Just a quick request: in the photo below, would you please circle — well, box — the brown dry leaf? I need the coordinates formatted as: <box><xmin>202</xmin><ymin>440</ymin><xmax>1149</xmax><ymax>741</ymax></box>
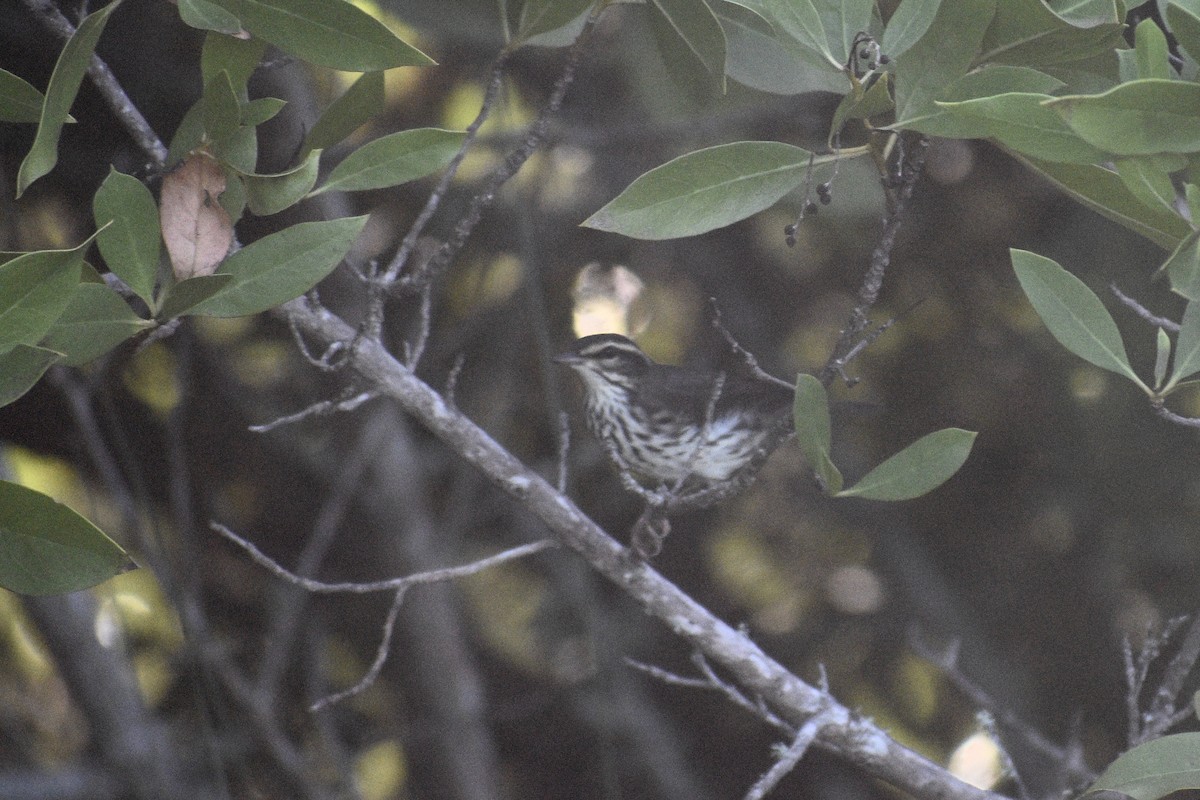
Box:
<box><xmin>160</xmin><ymin>152</ymin><xmax>233</xmax><ymax>280</ymax></box>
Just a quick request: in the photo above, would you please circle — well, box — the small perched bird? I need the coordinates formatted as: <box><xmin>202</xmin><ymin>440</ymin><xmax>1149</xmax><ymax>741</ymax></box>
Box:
<box><xmin>555</xmin><ymin>333</ymin><xmax>795</xmax><ymax>488</ymax></box>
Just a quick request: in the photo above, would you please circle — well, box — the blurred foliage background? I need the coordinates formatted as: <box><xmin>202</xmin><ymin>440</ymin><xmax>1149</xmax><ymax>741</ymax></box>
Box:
<box><xmin>1</xmin><ymin>1</ymin><xmax>1197</xmax><ymax>798</ymax></box>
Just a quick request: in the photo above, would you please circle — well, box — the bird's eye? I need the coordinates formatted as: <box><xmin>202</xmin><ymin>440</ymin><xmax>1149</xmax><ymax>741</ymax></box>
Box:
<box><xmin>596</xmin><ymin>346</ymin><xmax>622</xmax><ymax>359</ymax></box>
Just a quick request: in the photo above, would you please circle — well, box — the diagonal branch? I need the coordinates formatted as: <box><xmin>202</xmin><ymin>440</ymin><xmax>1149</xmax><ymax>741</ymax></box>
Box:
<box><xmin>276</xmin><ymin>295</ymin><xmax>1006</xmax><ymax>800</ymax></box>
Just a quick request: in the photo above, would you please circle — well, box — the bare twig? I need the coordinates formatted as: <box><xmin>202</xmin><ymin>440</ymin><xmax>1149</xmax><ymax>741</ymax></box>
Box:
<box><xmin>1111</xmin><ymin>284</ymin><xmax>1181</xmax><ymax>333</ymax></box>
<box><xmin>310</xmin><ymin>586</ymin><xmax>408</xmax><ymax>711</ymax></box>
<box><xmin>820</xmin><ymin>134</ymin><xmax>928</xmax><ymax>386</ymax></box>
<box><xmin>248</xmin><ymin>391</ymin><xmax>377</xmax><ymax>433</ymax></box>
<box><xmin>743</xmin><ymin>712</ymin><xmax>830</xmax><ymax>800</ymax></box>
<box><xmin>211</xmin><ymin>522</ymin><xmax>555</xmax><ymax>594</ymax></box>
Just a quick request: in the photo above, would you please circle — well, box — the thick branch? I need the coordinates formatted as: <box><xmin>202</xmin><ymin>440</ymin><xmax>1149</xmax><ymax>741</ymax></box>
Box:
<box><xmin>279</xmin><ymin>296</ymin><xmax>1004</xmax><ymax>800</ymax></box>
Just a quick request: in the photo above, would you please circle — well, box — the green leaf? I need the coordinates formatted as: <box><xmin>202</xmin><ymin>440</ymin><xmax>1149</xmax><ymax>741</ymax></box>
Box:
<box><xmin>201</xmin><ymin>31</ymin><xmax>265</xmax><ymax>96</ymax></box>
<box><xmin>93</xmin><ymin>168</ymin><xmax>160</xmax><ymax>305</ymax></box>
<box><xmin>1083</xmin><ymin>732</ymin><xmax>1200</xmax><ymax>800</ymax></box>
<box><xmin>897</xmin><ymin>64</ymin><xmax>1065</xmax><ymax>137</ymax></box>
<box><xmin>582</xmin><ymin>141</ymin><xmax>836</xmax><ymax>240</ymax></box>
<box><xmin>301</xmin><ymin>71</ymin><xmax>385</xmax><ymax>157</ymax></box>
<box><xmin>156</xmin><ymin>274</ymin><xmax>234</xmax><ymax>319</ymax></box>
<box><xmin>763</xmin><ymin>0</ymin><xmax>840</xmax><ymax>68</ymax></box>
<box><xmin>1010</xmin><ymin>249</ymin><xmax>1147</xmax><ymax>390</ymax></box>
<box><xmin>241</xmin><ymin>96</ymin><xmax>286</xmax><ymax>126</ymax></box>
<box><xmin>979</xmin><ymin>0</ymin><xmax>1124</xmax><ymax>67</ymax></box>
<box><xmin>829</xmin><ymin>72</ymin><xmax>892</xmax><ymax>143</ymax></box>
<box><xmin>1017</xmin><ymin>157</ymin><xmax>1193</xmax><ymax>250</ymax></box>
<box><xmin>39</xmin><ymin>282</ymin><xmax>153</xmax><ymax>366</ymax></box>
<box><xmin>1174</xmin><ymin>300</ymin><xmax>1200</xmax><ymax>389</ymax></box>
<box><xmin>793</xmin><ymin>373</ymin><xmax>843</xmax><ymax>493</ymax></box>
<box><xmin>212</xmin><ymin>125</ymin><xmax>258</xmax><ymax>174</ymax></box>
<box><xmin>931</xmin><ymin>93</ymin><xmax>1108</xmax><ymax>163</ymax></box>
<box><xmin>208</xmin><ymin>0</ymin><xmax>434</xmax><ymax>71</ymax></box>
<box><xmin>16</xmin><ymin>1</ymin><xmax>121</xmax><ymax>197</ymax></box>
<box><xmin>244</xmin><ymin>149</ymin><xmax>321</xmax><ymax>216</ymax></box>
<box><xmin>1045</xmin><ymin>80</ymin><xmax>1200</xmax><ymax>156</ymax></box>
<box><xmin>0</xmin><ymin>68</ymin><xmax>54</xmax><ymax>124</ymax></box>
<box><xmin>1166</xmin><ymin>1</ymin><xmax>1200</xmax><ymax>64</ymax></box>
<box><xmin>184</xmin><ymin>216</ymin><xmax>368</xmax><ymax>317</ymax></box>
<box><xmin>881</xmin><ymin>0</ymin><xmax>940</xmax><ymax>61</ymax></box>
<box><xmin>649</xmin><ymin>0</ymin><xmax>729</xmax><ymax>99</ymax></box>
<box><xmin>0</xmin><ymin>236</ymin><xmax>95</xmax><ymax>349</ymax></box>
<box><xmin>203</xmin><ymin>71</ymin><xmax>242</xmax><ymax>146</ymax></box>
<box><xmin>719</xmin><ymin>8</ymin><xmax>847</xmax><ymax>95</ymax></box>
<box><xmin>311</xmin><ymin>129</ymin><xmax>467</xmax><ymax>195</ymax></box>
<box><xmin>0</xmin><ymin>479</ymin><xmax>133</xmax><ymax>596</ymax></box>
<box><xmin>1114</xmin><ymin>158</ymin><xmax>1181</xmax><ymax>217</ymax></box>
<box><xmin>1155</xmin><ymin>327</ymin><xmax>1171</xmax><ymax>390</ymax></box>
<box><xmin>815</xmin><ymin>0</ymin><xmax>874</xmax><ymax>65</ymax></box>
<box><xmin>892</xmin><ymin>0</ymin><xmax>996</xmax><ymax>126</ymax></box>
<box><xmin>838</xmin><ymin>428</ymin><xmax>976</xmax><ymax>500</ymax></box>
<box><xmin>1134</xmin><ymin>18</ymin><xmax>1173</xmax><ymax>80</ymax></box>
<box><xmin>0</xmin><ymin>345</ymin><xmax>62</xmax><ymax>408</ymax></box>
<box><xmin>166</xmin><ymin>98</ymin><xmax>206</xmax><ymax>167</ymax></box>
<box><xmin>1163</xmin><ymin>229</ymin><xmax>1200</xmax><ymax>300</ymax></box>
<box><xmin>513</xmin><ymin>0</ymin><xmax>594</xmax><ymax>46</ymax></box>
<box><xmin>179</xmin><ymin>0</ymin><xmax>243</xmax><ymax>34</ymax></box>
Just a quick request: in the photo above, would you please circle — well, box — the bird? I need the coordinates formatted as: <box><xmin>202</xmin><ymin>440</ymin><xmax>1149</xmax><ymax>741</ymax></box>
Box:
<box><xmin>554</xmin><ymin>333</ymin><xmax>795</xmax><ymax>489</ymax></box>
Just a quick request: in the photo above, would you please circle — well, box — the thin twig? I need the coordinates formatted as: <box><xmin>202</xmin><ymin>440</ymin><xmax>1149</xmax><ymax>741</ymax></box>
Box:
<box><xmin>1111</xmin><ymin>284</ymin><xmax>1180</xmax><ymax>332</ymax></box>
<box><xmin>211</xmin><ymin>522</ymin><xmax>555</xmax><ymax>593</ymax></box>
<box><xmin>248</xmin><ymin>391</ymin><xmax>377</xmax><ymax>433</ymax></box>
<box><xmin>743</xmin><ymin>713</ymin><xmax>829</xmax><ymax>800</ymax></box>
<box><xmin>820</xmin><ymin>134</ymin><xmax>928</xmax><ymax>386</ymax></box>
<box><xmin>310</xmin><ymin>586</ymin><xmax>408</xmax><ymax>711</ymax></box>
<box><xmin>395</xmin><ymin>11</ymin><xmax>600</xmax><ymax>295</ymax></box>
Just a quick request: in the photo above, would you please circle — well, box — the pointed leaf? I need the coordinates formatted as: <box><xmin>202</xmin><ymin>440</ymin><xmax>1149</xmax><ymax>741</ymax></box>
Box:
<box><xmin>0</xmin><ymin>345</ymin><xmax>62</xmax><ymax>408</ymax></box>
<box><xmin>1045</xmin><ymin>80</ymin><xmax>1200</xmax><ymax>156</ymax></box>
<box><xmin>1134</xmin><ymin>18</ymin><xmax>1172</xmax><ymax>80</ymax></box>
<box><xmin>652</xmin><ymin>0</ymin><xmax>724</xmax><ymax>98</ymax></box>
<box><xmin>763</xmin><ymin>0</ymin><xmax>839</xmax><ymax>68</ymax></box>
<box><xmin>881</xmin><ymin>0</ymin><xmax>940</xmax><ymax>61</ymax></box>
<box><xmin>892</xmin><ymin>0</ymin><xmax>995</xmax><ymax>126</ymax></box>
<box><xmin>302</xmin><ymin>71</ymin><xmax>385</xmax><ymax>157</ymax></box>
<box><xmin>245</xmin><ymin>149</ymin><xmax>321</xmax><ymax>216</ymax></box>
<box><xmin>980</xmin><ymin>0</ymin><xmax>1124</xmax><ymax>67</ymax></box>
<box><xmin>93</xmin><ymin>168</ymin><xmax>161</xmax><ymax>304</ymax></box>
<box><xmin>206</xmin><ymin>0</ymin><xmax>434</xmax><ymax>71</ymax></box>
<box><xmin>932</xmin><ymin>93</ymin><xmax>1108</xmax><ymax>163</ymax></box>
<box><xmin>1169</xmin><ymin>299</ymin><xmax>1200</xmax><ymax>387</ymax></box>
<box><xmin>1083</xmin><ymin>732</ymin><xmax>1200</xmax><ymax>800</ymax></box>
<box><xmin>719</xmin><ymin>7</ymin><xmax>846</xmax><ymax>95</ymax></box>
<box><xmin>514</xmin><ymin>0</ymin><xmax>594</xmax><ymax>46</ymax></box>
<box><xmin>838</xmin><ymin>428</ymin><xmax>976</xmax><ymax>500</ymax></box>
<box><xmin>1164</xmin><ymin>229</ymin><xmax>1200</xmax><ymax>301</ymax></box>
<box><xmin>1011</xmin><ymin>249</ymin><xmax>1147</xmax><ymax>390</ymax></box>
<box><xmin>793</xmin><ymin>373</ymin><xmax>843</xmax><ymax>493</ymax></box>
<box><xmin>0</xmin><ymin>68</ymin><xmax>53</xmax><ymax>123</ymax></box>
<box><xmin>582</xmin><ymin>141</ymin><xmax>835</xmax><ymax>240</ymax></box>
<box><xmin>1114</xmin><ymin>158</ymin><xmax>1180</xmax><ymax>216</ymax></box>
<box><xmin>241</xmin><ymin>97</ymin><xmax>286</xmax><ymax>126</ymax></box>
<box><xmin>0</xmin><ymin>479</ymin><xmax>133</xmax><ymax>596</ymax></box>
<box><xmin>179</xmin><ymin>0</ymin><xmax>243</xmax><ymax>34</ymax></box>
<box><xmin>39</xmin><ymin>282</ymin><xmax>152</xmax><ymax>366</ymax></box>
<box><xmin>1017</xmin><ymin>157</ymin><xmax>1191</xmax><ymax>250</ymax></box>
<box><xmin>16</xmin><ymin>1</ymin><xmax>121</xmax><ymax>197</ymax></box>
<box><xmin>650</xmin><ymin>0</ymin><xmax>728</xmax><ymax>93</ymax></box>
<box><xmin>201</xmin><ymin>32</ymin><xmax>264</xmax><ymax>95</ymax></box>
<box><xmin>0</xmin><ymin>237</ymin><xmax>94</xmax><ymax>348</ymax></box>
<box><xmin>184</xmin><ymin>216</ymin><xmax>368</xmax><ymax>317</ymax></box>
<box><xmin>156</xmin><ymin>274</ymin><xmax>234</xmax><ymax>319</ymax></box>
<box><xmin>311</xmin><ymin>129</ymin><xmax>466</xmax><ymax>194</ymax></box>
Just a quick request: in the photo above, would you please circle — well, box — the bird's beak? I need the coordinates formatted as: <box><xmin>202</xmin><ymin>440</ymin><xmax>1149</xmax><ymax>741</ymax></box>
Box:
<box><xmin>553</xmin><ymin>352</ymin><xmax>582</xmax><ymax>366</ymax></box>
